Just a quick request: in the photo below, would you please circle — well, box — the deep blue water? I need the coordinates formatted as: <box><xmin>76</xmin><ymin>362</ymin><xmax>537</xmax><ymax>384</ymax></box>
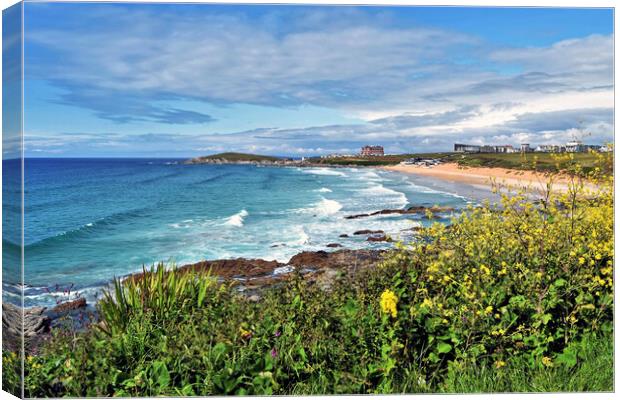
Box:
<box><xmin>3</xmin><ymin>158</ymin><xmax>474</xmax><ymax>306</ymax></box>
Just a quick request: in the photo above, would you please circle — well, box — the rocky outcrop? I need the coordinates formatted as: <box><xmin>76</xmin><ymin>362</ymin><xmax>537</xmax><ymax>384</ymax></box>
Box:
<box><xmin>2</xmin><ymin>303</ymin><xmax>51</xmax><ymax>353</ymax></box>
<box><xmin>326</xmin><ymin>243</ymin><xmax>342</xmax><ymax>248</ymax></box>
<box><xmin>345</xmin><ymin>205</ymin><xmax>455</xmax><ymax>220</ymax></box>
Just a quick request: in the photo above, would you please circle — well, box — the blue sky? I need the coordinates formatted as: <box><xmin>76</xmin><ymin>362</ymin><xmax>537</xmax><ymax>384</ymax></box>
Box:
<box><xmin>12</xmin><ymin>4</ymin><xmax>614</xmax><ymax>157</ymax></box>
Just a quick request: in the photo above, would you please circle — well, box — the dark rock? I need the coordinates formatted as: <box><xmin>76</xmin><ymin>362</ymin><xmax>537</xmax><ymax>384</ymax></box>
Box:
<box><xmin>345</xmin><ymin>206</ymin><xmax>456</xmax><ymax>220</ymax></box>
<box><xmin>345</xmin><ymin>213</ymin><xmax>370</xmax><ymax>219</ymax></box>
<box><xmin>326</xmin><ymin>243</ymin><xmax>342</xmax><ymax>248</ymax></box>
<box><xmin>371</xmin><ymin>209</ymin><xmax>406</xmax><ymax>216</ymax></box>
<box><xmin>367</xmin><ymin>234</ymin><xmax>392</xmax><ymax>242</ymax></box>
<box><xmin>353</xmin><ymin>229</ymin><xmax>384</xmax><ymax>235</ymax></box>
<box><xmin>339</xmin><ymin>234</ymin><xmax>349</xmax><ymax>238</ymax></box>
<box><xmin>405</xmin><ymin>205</ymin><xmax>455</xmax><ymax>214</ymax></box>
<box><xmin>51</xmin><ymin>297</ymin><xmax>87</xmax><ymax>313</ymax></box>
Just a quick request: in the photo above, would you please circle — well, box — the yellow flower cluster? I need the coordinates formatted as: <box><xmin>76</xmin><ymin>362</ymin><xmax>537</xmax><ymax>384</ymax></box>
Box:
<box><xmin>542</xmin><ymin>356</ymin><xmax>553</xmax><ymax>367</ymax></box>
<box><xmin>380</xmin><ymin>289</ymin><xmax>398</xmax><ymax>318</ymax></box>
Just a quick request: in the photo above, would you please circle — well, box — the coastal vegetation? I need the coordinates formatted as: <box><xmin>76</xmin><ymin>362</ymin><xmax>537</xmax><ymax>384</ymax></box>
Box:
<box><xmin>312</xmin><ymin>151</ymin><xmax>607</xmax><ymax>174</ymax></box>
<box><xmin>3</xmin><ymin>152</ymin><xmax>613</xmax><ymax>396</ymax></box>
<box><xmin>184</xmin><ymin>150</ymin><xmax>608</xmax><ymax>177</ymax></box>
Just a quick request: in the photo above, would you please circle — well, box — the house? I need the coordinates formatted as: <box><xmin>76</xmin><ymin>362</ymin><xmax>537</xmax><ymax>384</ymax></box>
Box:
<box><xmin>360</xmin><ymin>145</ymin><xmax>384</xmax><ymax>156</ymax></box>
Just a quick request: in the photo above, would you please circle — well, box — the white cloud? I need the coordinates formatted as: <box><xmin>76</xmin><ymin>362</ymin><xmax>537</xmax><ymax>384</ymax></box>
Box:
<box><xmin>24</xmin><ymin>6</ymin><xmax>613</xmax><ymax>155</ymax></box>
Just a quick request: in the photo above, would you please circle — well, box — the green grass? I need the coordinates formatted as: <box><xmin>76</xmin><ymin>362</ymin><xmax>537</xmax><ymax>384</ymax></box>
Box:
<box><xmin>440</xmin><ymin>332</ymin><xmax>613</xmax><ymax>393</ymax></box>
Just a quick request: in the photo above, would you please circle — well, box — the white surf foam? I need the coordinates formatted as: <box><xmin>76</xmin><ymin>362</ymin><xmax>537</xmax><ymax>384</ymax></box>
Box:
<box><xmin>360</xmin><ymin>184</ymin><xmax>408</xmax><ymax>207</ymax></box>
<box><xmin>224</xmin><ymin>209</ymin><xmax>249</xmax><ymax>227</ymax></box>
<box><xmin>316</xmin><ymin>187</ymin><xmax>333</xmax><ymax>193</ymax></box>
<box><xmin>310</xmin><ymin>198</ymin><xmax>343</xmax><ymax>216</ymax></box>
<box><xmin>302</xmin><ymin>168</ymin><xmax>347</xmax><ymax>177</ymax></box>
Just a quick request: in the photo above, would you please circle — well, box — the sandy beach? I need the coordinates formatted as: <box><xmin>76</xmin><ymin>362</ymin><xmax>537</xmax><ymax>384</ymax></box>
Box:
<box><xmin>382</xmin><ymin>162</ymin><xmax>580</xmax><ymax>194</ymax></box>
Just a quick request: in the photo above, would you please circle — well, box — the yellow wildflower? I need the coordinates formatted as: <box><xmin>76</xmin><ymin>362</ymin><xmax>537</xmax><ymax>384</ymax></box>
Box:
<box><xmin>239</xmin><ymin>326</ymin><xmax>252</xmax><ymax>340</ymax></box>
<box><xmin>542</xmin><ymin>356</ymin><xmax>553</xmax><ymax>367</ymax></box>
<box><xmin>495</xmin><ymin>360</ymin><xmax>506</xmax><ymax>369</ymax></box>
<box><xmin>380</xmin><ymin>289</ymin><xmax>398</xmax><ymax>318</ymax></box>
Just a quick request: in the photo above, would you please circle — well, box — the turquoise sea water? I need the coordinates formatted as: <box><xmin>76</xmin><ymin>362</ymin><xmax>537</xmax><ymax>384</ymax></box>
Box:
<box><xmin>3</xmin><ymin>158</ymin><xmax>475</xmax><ymax>307</ymax></box>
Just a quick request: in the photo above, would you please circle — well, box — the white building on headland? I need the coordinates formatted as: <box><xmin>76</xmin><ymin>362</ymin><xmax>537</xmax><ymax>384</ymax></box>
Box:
<box><xmin>455</xmin><ymin>141</ymin><xmax>603</xmax><ymax>153</ymax></box>
<box><xmin>454</xmin><ymin>144</ymin><xmax>517</xmax><ymax>153</ymax></box>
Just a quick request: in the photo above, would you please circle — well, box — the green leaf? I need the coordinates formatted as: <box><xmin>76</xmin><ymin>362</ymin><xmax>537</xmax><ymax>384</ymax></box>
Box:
<box><xmin>556</xmin><ymin>347</ymin><xmax>578</xmax><ymax>368</ymax></box>
<box><xmin>437</xmin><ymin>342</ymin><xmax>452</xmax><ymax>354</ymax></box>
<box><xmin>151</xmin><ymin>361</ymin><xmax>170</xmax><ymax>388</ymax></box>
<box><xmin>553</xmin><ymin>278</ymin><xmax>567</xmax><ymax>287</ymax></box>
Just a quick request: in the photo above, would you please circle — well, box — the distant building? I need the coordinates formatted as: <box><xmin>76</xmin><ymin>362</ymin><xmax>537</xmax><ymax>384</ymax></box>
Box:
<box><xmin>495</xmin><ymin>145</ymin><xmax>516</xmax><ymax>153</ymax></box>
<box><xmin>565</xmin><ymin>141</ymin><xmax>583</xmax><ymax>153</ymax></box>
<box><xmin>455</xmin><ymin>141</ymin><xmax>603</xmax><ymax>154</ymax></box>
<box><xmin>454</xmin><ymin>143</ymin><xmax>482</xmax><ymax>152</ymax></box>
<box><xmin>535</xmin><ymin>145</ymin><xmax>561</xmax><ymax>153</ymax></box>
<box><xmin>360</xmin><ymin>145</ymin><xmax>384</xmax><ymax>156</ymax></box>
<box><xmin>454</xmin><ymin>144</ymin><xmax>516</xmax><ymax>153</ymax></box>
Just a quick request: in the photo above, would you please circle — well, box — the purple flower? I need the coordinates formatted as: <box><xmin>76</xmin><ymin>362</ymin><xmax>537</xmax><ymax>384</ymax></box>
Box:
<box><xmin>270</xmin><ymin>348</ymin><xmax>278</xmax><ymax>358</ymax></box>
<box><xmin>274</xmin><ymin>330</ymin><xmax>281</xmax><ymax>338</ymax></box>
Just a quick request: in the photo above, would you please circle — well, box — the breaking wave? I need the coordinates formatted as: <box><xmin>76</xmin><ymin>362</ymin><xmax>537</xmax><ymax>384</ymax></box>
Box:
<box><xmin>224</xmin><ymin>209</ymin><xmax>249</xmax><ymax>227</ymax></box>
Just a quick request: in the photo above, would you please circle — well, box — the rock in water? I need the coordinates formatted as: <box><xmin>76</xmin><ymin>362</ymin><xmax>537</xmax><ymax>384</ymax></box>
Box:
<box><xmin>367</xmin><ymin>234</ymin><xmax>392</xmax><ymax>242</ymax></box>
<box><xmin>353</xmin><ymin>229</ymin><xmax>384</xmax><ymax>235</ymax></box>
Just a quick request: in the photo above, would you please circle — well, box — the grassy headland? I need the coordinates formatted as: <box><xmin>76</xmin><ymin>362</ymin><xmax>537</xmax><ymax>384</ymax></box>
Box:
<box><xmin>311</xmin><ymin>152</ymin><xmax>606</xmax><ymax>174</ymax></box>
<box><xmin>186</xmin><ymin>152</ymin><xmax>283</xmax><ymax>164</ymax></box>
<box><xmin>3</xmin><ymin>153</ymin><xmax>613</xmax><ymax>396</ymax></box>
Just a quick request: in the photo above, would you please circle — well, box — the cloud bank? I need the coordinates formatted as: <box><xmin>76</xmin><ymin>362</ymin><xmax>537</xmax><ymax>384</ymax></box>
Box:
<box><xmin>23</xmin><ymin>5</ymin><xmax>613</xmax><ymax>156</ymax></box>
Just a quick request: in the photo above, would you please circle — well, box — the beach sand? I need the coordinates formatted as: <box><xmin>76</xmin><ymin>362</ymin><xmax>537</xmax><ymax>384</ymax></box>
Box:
<box><xmin>382</xmin><ymin>163</ymin><xmax>578</xmax><ymax>194</ymax></box>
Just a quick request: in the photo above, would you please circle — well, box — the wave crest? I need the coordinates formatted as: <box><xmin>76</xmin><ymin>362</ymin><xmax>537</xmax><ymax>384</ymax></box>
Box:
<box><xmin>224</xmin><ymin>209</ymin><xmax>249</xmax><ymax>227</ymax></box>
<box><xmin>302</xmin><ymin>168</ymin><xmax>347</xmax><ymax>177</ymax></box>
<box><xmin>311</xmin><ymin>198</ymin><xmax>342</xmax><ymax>216</ymax></box>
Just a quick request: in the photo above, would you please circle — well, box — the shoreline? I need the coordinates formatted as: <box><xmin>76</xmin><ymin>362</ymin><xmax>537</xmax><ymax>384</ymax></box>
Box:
<box><xmin>381</xmin><ymin>162</ymin><xmax>580</xmax><ymax>194</ymax></box>
<box><xmin>4</xmin><ymin>248</ymin><xmax>390</xmax><ymax>354</ymax></box>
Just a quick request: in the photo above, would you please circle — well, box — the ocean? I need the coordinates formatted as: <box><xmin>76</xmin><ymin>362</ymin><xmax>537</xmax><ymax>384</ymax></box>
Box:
<box><xmin>3</xmin><ymin>158</ymin><xmax>476</xmax><ymax>307</ymax></box>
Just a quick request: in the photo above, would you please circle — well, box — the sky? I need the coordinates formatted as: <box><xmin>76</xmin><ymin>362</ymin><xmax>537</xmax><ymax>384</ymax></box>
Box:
<box><xmin>9</xmin><ymin>3</ymin><xmax>615</xmax><ymax>157</ymax></box>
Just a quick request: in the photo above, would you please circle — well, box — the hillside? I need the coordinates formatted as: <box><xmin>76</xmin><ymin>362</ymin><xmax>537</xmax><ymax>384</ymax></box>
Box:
<box><xmin>185</xmin><ymin>152</ymin><xmax>283</xmax><ymax>164</ymax></box>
